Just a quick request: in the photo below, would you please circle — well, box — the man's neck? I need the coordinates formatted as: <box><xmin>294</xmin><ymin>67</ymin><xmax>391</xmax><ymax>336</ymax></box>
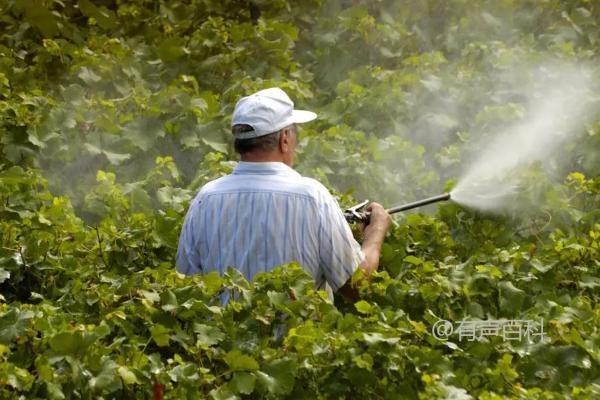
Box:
<box><xmin>241</xmin><ymin>152</ymin><xmax>289</xmax><ymax>165</ymax></box>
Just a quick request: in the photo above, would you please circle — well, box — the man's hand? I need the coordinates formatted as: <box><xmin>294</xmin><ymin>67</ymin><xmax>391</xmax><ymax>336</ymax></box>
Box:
<box><xmin>359</xmin><ymin>202</ymin><xmax>391</xmax><ymax>276</ymax></box>
<box><xmin>339</xmin><ymin>202</ymin><xmax>391</xmax><ymax>299</ymax></box>
<box><xmin>363</xmin><ymin>202</ymin><xmax>391</xmax><ymax>234</ymax></box>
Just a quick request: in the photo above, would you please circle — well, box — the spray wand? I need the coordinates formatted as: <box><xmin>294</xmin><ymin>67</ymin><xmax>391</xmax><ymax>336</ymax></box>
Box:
<box><xmin>344</xmin><ymin>193</ymin><xmax>451</xmax><ymax>224</ymax></box>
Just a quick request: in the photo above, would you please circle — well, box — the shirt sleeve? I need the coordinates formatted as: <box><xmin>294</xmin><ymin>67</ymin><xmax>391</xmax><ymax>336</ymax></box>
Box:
<box><xmin>317</xmin><ymin>192</ymin><xmax>365</xmax><ymax>291</ymax></box>
<box><xmin>175</xmin><ymin>201</ymin><xmax>203</xmax><ymax>275</ymax></box>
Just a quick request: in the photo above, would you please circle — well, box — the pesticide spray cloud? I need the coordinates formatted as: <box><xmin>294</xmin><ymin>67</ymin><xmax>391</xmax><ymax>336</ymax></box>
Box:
<box><xmin>450</xmin><ymin>62</ymin><xmax>599</xmax><ymax>212</ymax></box>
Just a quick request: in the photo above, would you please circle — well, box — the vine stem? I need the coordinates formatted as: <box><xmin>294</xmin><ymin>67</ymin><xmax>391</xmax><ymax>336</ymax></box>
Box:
<box><xmin>18</xmin><ymin>245</ymin><xmax>28</xmax><ymax>268</ymax></box>
<box><xmin>95</xmin><ymin>225</ymin><xmax>109</xmax><ymax>268</ymax></box>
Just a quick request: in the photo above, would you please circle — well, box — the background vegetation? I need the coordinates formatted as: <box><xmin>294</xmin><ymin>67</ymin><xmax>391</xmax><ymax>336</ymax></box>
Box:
<box><xmin>0</xmin><ymin>0</ymin><xmax>599</xmax><ymax>398</ymax></box>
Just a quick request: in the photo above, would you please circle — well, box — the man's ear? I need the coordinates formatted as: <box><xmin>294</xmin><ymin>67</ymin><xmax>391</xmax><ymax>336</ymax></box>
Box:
<box><xmin>279</xmin><ymin>128</ymin><xmax>291</xmax><ymax>153</ymax></box>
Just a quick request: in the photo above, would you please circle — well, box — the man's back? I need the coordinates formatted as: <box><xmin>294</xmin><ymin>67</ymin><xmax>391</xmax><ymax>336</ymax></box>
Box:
<box><xmin>176</xmin><ymin>161</ymin><xmax>365</xmax><ymax>296</ymax></box>
<box><xmin>176</xmin><ymin>87</ymin><xmax>390</xmax><ymax>300</ymax></box>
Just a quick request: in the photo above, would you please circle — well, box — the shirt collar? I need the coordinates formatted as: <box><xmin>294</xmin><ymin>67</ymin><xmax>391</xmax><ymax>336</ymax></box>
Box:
<box><xmin>232</xmin><ymin>161</ymin><xmax>301</xmax><ymax>177</ymax></box>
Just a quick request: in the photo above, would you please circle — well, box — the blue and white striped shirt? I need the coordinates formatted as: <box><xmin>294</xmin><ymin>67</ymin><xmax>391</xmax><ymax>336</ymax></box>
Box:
<box><xmin>175</xmin><ymin>161</ymin><xmax>365</xmax><ymax>298</ymax></box>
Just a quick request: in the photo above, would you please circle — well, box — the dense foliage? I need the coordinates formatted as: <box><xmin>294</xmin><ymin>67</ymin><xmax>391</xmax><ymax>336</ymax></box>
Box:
<box><xmin>1</xmin><ymin>0</ymin><xmax>599</xmax><ymax>398</ymax></box>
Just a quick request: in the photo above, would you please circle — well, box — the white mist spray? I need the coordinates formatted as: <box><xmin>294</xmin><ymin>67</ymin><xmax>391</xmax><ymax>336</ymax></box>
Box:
<box><xmin>450</xmin><ymin>63</ymin><xmax>598</xmax><ymax>212</ymax></box>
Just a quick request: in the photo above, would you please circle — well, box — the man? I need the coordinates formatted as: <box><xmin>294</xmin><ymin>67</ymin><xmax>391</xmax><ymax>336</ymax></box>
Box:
<box><xmin>176</xmin><ymin>87</ymin><xmax>391</xmax><ymax>299</ymax></box>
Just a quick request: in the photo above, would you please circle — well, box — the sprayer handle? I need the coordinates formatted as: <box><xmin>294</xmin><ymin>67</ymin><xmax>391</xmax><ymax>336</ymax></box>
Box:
<box><xmin>344</xmin><ymin>200</ymin><xmax>370</xmax><ymax>224</ymax></box>
<box><xmin>344</xmin><ymin>210</ymin><xmax>370</xmax><ymax>224</ymax></box>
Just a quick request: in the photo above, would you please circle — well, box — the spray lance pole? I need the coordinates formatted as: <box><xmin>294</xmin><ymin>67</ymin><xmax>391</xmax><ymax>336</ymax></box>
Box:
<box><xmin>344</xmin><ymin>193</ymin><xmax>451</xmax><ymax>224</ymax></box>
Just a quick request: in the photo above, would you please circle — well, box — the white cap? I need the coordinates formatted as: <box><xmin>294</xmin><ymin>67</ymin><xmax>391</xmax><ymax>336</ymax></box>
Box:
<box><xmin>231</xmin><ymin>87</ymin><xmax>317</xmax><ymax>139</ymax></box>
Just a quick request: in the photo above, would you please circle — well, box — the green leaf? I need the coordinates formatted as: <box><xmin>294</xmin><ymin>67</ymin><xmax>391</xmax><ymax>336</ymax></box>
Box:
<box><xmin>46</xmin><ymin>382</ymin><xmax>65</xmax><ymax>400</ymax></box>
<box><xmin>202</xmin><ymin>272</ymin><xmax>224</xmax><ymax>295</ymax></box>
<box><xmin>0</xmin><ymin>268</ymin><xmax>10</xmax><ymax>284</ymax></box>
<box><xmin>202</xmin><ymin>138</ymin><xmax>228</xmax><ymax>153</ymax></box>
<box><xmin>15</xmin><ymin>0</ymin><xmax>60</xmax><ymax>36</ymax></box>
<box><xmin>84</xmin><ymin>143</ymin><xmax>131</xmax><ymax>165</ymax></box>
<box><xmin>180</xmin><ymin>132</ymin><xmax>201</xmax><ymax>148</ymax></box>
<box><xmin>160</xmin><ymin>289</ymin><xmax>178</xmax><ymax>312</ymax></box>
<box><xmin>194</xmin><ymin>324</ymin><xmax>225</xmax><ymax>347</ymax></box>
<box><xmin>156</xmin><ymin>187</ymin><xmax>191</xmax><ymax>213</ymax></box>
<box><xmin>530</xmin><ymin>259</ymin><xmax>555</xmax><ymax>273</ymax></box>
<box><xmin>89</xmin><ymin>358</ymin><xmax>121</xmax><ymax>392</ymax></box>
<box><xmin>157</xmin><ymin>37</ymin><xmax>186</xmax><ymax>62</ymax></box>
<box><xmin>168</xmin><ymin>363</ymin><xmax>200</xmax><ymax>383</ymax></box>
<box><xmin>117</xmin><ymin>366</ymin><xmax>139</xmax><ymax>385</ymax></box>
<box><xmin>256</xmin><ymin>358</ymin><xmax>297</xmax><ymax>395</ymax></box>
<box><xmin>353</xmin><ymin>353</ymin><xmax>374</xmax><ymax>371</ymax></box>
<box><xmin>0</xmin><ymin>309</ymin><xmax>34</xmax><ymax>344</ymax></box>
<box><xmin>0</xmin><ymin>166</ymin><xmax>30</xmax><ymax>185</ymax></box>
<box><xmin>224</xmin><ymin>350</ymin><xmax>259</xmax><ymax>372</ymax></box>
<box><xmin>579</xmin><ymin>274</ymin><xmax>600</xmax><ymax>289</ymax></box>
<box><xmin>103</xmin><ymin>150</ymin><xmax>132</xmax><ymax>165</ymax></box>
<box><xmin>362</xmin><ymin>332</ymin><xmax>400</xmax><ymax>345</ymax></box>
<box><xmin>140</xmin><ymin>290</ymin><xmax>160</xmax><ymax>303</ymax></box>
<box><xmin>78</xmin><ymin>0</ymin><xmax>117</xmax><ymax>29</ymax></box>
<box><xmin>556</xmin><ymin>346</ymin><xmax>591</xmax><ymax>369</ymax></box>
<box><xmin>122</xmin><ymin>118</ymin><xmax>165</xmax><ymax>151</ymax></box>
<box><xmin>3</xmin><ymin>363</ymin><xmax>34</xmax><ymax>391</ymax></box>
<box><xmin>77</xmin><ymin>67</ymin><xmax>102</xmax><ymax>84</ymax></box>
<box><xmin>498</xmin><ymin>281</ymin><xmax>526</xmax><ymax>315</ymax></box>
<box><xmin>49</xmin><ymin>332</ymin><xmax>79</xmax><ymax>354</ymax></box>
<box><xmin>404</xmin><ymin>255</ymin><xmax>423</xmax><ymax>265</ymax></box>
<box><xmin>190</xmin><ymin>97</ymin><xmax>208</xmax><ymax>112</ymax></box>
<box><xmin>123</xmin><ymin>184</ymin><xmax>153</xmax><ymax>212</ymax></box>
<box><xmin>150</xmin><ymin>324</ymin><xmax>171</xmax><ymax>347</ymax></box>
<box><xmin>354</xmin><ymin>300</ymin><xmax>372</xmax><ymax>314</ymax></box>
<box><xmin>231</xmin><ymin>372</ymin><xmax>256</xmax><ymax>395</ymax></box>
<box><xmin>210</xmin><ymin>385</ymin><xmax>239</xmax><ymax>400</ymax></box>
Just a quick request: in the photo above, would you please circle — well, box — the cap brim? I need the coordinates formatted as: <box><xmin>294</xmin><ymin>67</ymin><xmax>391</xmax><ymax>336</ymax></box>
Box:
<box><xmin>291</xmin><ymin>109</ymin><xmax>317</xmax><ymax>124</ymax></box>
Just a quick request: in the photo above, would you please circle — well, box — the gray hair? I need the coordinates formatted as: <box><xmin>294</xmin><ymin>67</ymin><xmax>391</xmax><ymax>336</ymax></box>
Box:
<box><xmin>232</xmin><ymin>124</ymin><xmax>296</xmax><ymax>154</ymax></box>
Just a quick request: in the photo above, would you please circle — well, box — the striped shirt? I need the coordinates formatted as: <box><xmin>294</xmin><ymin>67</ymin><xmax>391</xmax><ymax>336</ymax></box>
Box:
<box><xmin>175</xmin><ymin>161</ymin><xmax>365</xmax><ymax>299</ymax></box>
